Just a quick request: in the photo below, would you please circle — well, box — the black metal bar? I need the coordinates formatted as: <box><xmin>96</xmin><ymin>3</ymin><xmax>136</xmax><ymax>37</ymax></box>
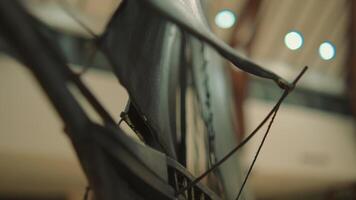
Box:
<box><xmin>0</xmin><ymin>1</ymin><xmax>90</xmax><ymax>137</ymax></box>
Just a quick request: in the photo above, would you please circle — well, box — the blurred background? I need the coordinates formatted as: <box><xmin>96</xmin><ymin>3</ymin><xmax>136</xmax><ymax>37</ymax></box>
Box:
<box><xmin>0</xmin><ymin>0</ymin><xmax>355</xmax><ymax>199</ymax></box>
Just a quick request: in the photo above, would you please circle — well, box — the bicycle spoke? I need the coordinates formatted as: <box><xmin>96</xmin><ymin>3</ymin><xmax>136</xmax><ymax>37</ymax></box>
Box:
<box><xmin>235</xmin><ymin>66</ymin><xmax>308</xmax><ymax>199</ymax></box>
<box><xmin>176</xmin><ymin>66</ymin><xmax>308</xmax><ymax>196</ymax></box>
<box><xmin>235</xmin><ymin>103</ymin><xmax>280</xmax><ymax>200</ymax></box>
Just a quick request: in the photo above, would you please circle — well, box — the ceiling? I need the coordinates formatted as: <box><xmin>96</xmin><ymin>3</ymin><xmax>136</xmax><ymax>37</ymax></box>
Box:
<box><xmin>209</xmin><ymin>0</ymin><xmax>351</xmax><ymax>95</ymax></box>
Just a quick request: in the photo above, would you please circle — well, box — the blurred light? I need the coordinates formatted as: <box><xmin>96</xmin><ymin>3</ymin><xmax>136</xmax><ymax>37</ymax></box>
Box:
<box><xmin>215</xmin><ymin>10</ymin><xmax>236</xmax><ymax>29</ymax></box>
<box><xmin>284</xmin><ymin>31</ymin><xmax>304</xmax><ymax>50</ymax></box>
<box><xmin>319</xmin><ymin>41</ymin><xmax>336</xmax><ymax>60</ymax></box>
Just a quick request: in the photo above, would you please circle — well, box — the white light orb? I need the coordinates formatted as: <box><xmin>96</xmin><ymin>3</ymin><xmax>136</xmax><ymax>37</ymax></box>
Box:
<box><xmin>319</xmin><ymin>41</ymin><xmax>336</xmax><ymax>60</ymax></box>
<box><xmin>215</xmin><ymin>10</ymin><xmax>236</xmax><ymax>29</ymax></box>
<box><xmin>284</xmin><ymin>31</ymin><xmax>304</xmax><ymax>50</ymax></box>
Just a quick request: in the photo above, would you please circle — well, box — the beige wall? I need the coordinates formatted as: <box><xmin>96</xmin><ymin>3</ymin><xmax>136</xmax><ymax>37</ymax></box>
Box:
<box><xmin>242</xmin><ymin>99</ymin><xmax>356</xmax><ymax>198</ymax></box>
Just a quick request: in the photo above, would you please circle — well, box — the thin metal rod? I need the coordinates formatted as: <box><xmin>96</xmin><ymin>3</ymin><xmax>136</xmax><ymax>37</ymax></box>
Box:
<box><xmin>70</xmin><ymin>72</ymin><xmax>117</xmax><ymax>125</ymax></box>
<box><xmin>235</xmin><ymin>66</ymin><xmax>307</xmax><ymax>199</ymax></box>
<box><xmin>176</xmin><ymin>66</ymin><xmax>308</xmax><ymax>196</ymax></box>
<box><xmin>235</xmin><ymin>102</ymin><xmax>280</xmax><ymax>200</ymax></box>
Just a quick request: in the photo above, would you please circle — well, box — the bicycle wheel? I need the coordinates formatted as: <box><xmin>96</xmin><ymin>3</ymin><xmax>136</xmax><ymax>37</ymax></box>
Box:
<box><xmin>101</xmin><ymin>0</ymin><xmax>245</xmax><ymax>198</ymax></box>
<box><xmin>0</xmin><ymin>0</ymin><xmax>292</xmax><ymax>199</ymax></box>
<box><xmin>187</xmin><ymin>36</ymin><xmax>248</xmax><ymax>199</ymax></box>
